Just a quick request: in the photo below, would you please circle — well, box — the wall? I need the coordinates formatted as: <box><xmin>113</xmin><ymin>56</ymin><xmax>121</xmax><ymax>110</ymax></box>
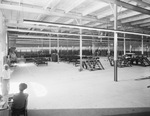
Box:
<box><xmin>0</xmin><ymin>11</ymin><xmax>7</xmax><ymax>81</ymax></box>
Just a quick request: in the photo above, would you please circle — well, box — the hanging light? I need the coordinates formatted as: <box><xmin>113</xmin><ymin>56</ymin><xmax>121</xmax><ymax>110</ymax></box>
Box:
<box><xmin>23</xmin><ymin>20</ymin><xmax>150</xmax><ymax>37</ymax></box>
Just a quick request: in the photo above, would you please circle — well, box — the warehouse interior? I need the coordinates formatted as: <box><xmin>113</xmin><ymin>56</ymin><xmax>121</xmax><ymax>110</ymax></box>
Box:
<box><xmin>0</xmin><ymin>0</ymin><xmax>150</xmax><ymax>116</ymax></box>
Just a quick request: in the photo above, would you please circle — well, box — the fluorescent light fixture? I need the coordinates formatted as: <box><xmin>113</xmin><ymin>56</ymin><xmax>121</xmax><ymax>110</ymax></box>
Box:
<box><xmin>8</xmin><ymin>29</ymin><xmax>131</xmax><ymax>40</ymax></box>
<box><xmin>23</xmin><ymin>19</ymin><xmax>114</xmax><ymax>32</ymax></box>
<box><xmin>23</xmin><ymin>20</ymin><xmax>150</xmax><ymax>37</ymax></box>
<box><xmin>8</xmin><ymin>29</ymin><xmax>107</xmax><ymax>38</ymax></box>
<box><xmin>7</xmin><ymin>28</ymin><xmax>113</xmax><ymax>38</ymax></box>
<box><xmin>17</xmin><ymin>35</ymin><xmax>89</xmax><ymax>40</ymax></box>
<box><xmin>17</xmin><ymin>35</ymin><xmax>130</xmax><ymax>40</ymax></box>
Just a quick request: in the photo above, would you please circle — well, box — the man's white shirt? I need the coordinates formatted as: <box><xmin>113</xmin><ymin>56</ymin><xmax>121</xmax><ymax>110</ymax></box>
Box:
<box><xmin>2</xmin><ymin>69</ymin><xmax>11</xmax><ymax>79</ymax></box>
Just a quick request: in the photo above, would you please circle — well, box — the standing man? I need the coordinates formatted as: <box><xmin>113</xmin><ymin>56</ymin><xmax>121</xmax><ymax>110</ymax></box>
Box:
<box><xmin>1</xmin><ymin>64</ymin><xmax>11</xmax><ymax>96</ymax></box>
<box><xmin>1</xmin><ymin>64</ymin><xmax>12</xmax><ymax>108</ymax></box>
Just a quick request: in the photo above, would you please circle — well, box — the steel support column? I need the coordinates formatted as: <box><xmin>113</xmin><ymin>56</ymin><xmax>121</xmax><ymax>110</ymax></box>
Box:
<box><xmin>124</xmin><ymin>34</ymin><xmax>126</xmax><ymax>55</ymax></box>
<box><xmin>57</xmin><ymin>34</ymin><xmax>59</xmax><ymax>63</ymax></box>
<box><xmin>79</xmin><ymin>27</ymin><xmax>83</xmax><ymax>71</ymax></box>
<box><xmin>142</xmin><ymin>36</ymin><xmax>144</xmax><ymax>55</ymax></box>
<box><xmin>108</xmin><ymin>38</ymin><xmax>110</xmax><ymax>56</ymax></box>
<box><xmin>49</xmin><ymin>38</ymin><xmax>51</xmax><ymax>54</ymax></box>
<box><xmin>114</xmin><ymin>4</ymin><xmax>118</xmax><ymax>82</ymax></box>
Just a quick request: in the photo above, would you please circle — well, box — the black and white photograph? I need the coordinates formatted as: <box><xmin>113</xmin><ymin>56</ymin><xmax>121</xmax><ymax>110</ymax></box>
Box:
<box><xmin>0</xmin><ymin>0</ymin><xmax>150</xmax><ymax>116</ymax></box>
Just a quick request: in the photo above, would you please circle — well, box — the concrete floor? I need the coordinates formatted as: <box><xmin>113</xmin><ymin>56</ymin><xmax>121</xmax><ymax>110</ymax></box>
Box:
<box><xmin>2</xmin><ymin>57</ymin><xmax>150</xmax><ymax>115</ymax></box>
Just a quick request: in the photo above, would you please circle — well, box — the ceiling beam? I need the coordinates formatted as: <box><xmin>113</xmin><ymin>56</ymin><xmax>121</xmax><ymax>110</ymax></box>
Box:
<box><xmin>100</xmin><ymin>0</ymin><xmax>150</xmax><ymax>15</ymax></box>
<box><xmin>143</xmin><ymin>0</ymin><xmax>150</xmax><ymax>4</ymax></box>
<box><xmin>44</xmin><ymin>0</ymin><xmax>60</xmax><ymax>10</ymax></box>
<box><xmin>36</xmin><ymin>0</ymin><xmax>61</xmax><ymax>21</ymax></box>
<box><xmin>45</xmin><ymin>16</ymin><xmax>60</xmax><ymax>23</ymax></box>
<box><xmin>97</xmin><ymin>6</ymin><xmax>127</xmax><ymax>19</ymax></box>
<box><xmin>96</xmin><ymin>21</ymin><xmax>150</xmax><ymax>34</ymax></box>
<box><xmin>65</xmin><ymin>19</ymin><xmax>74</xmax><ymax>24</ymax></box>
<box><xmin>0</xmin><ymin>3</ymin><xmax>105</xmax><ymax>22</ymax></box>
<box><xmin>140</xmin><ymin>22</ymin><xmax>150</xmax><ymax>27</ymax></box>
<box><xmin>110</xmin><ymin>10</ymin><xmax>140</xmax><ymax>21</ymax></box>
<box><xmin>2</xmin><ymin>0</ymin><xmax>41</xmax><ymax>7</ymax></box>
<box><xmin>131</xmin><ymin>18</ymin><xmax>150</xmax><ymax>25</ymax></box>
<box><xmin>29</xmin><ymin>0</ymin><xmax>60</xmax><ymax>32</ymax></box>
<box><xmin>135</xmin><ymin>0</ymin><xmax>150</xmax><ymax>7</ymax></box>
<box><xmin>64</xmin><ymin>0</ymin><xmax>86</xmax><ymax>13</ymax></box>
<box><xmin>121</xmin><ymin>14</ymin><xmax>150</xmax><ymax>23</ymax></box>
<box><xmin>84</xmin><ymin>21</ymin><xmax>103</xmax><ymax>26</ymax></box>
<box><xmin>36</xmin><ymin>0</ymin><xmax>54</xmax><ymax>20</ymax></box>
<box><xmin>97</xmin><ymin>8</ymin><xmax>112</xmax><ymax>19</ymax></box>
<box><xmin>45</xmin><ymin>0</ymin><xmax>83</xmax><ymax>24</ymax></box>
<box><xmin>116</xmin><ymin>0</ymin><xmax>150</xmax><ymax>15</ymax></box>
<box><xmin>97</xmin><ymin>24</ymin><xmax>112</xmax><ymax>29</ymax></box>
<box><xmin>43</xmin><ymin>0</ymin><xmax>54</xmax><ymax>9</ymax></box>
<box><xmin>82</xmin><ymin>2</ymin><xmax>108</xmax><ymax>16</ymax></box>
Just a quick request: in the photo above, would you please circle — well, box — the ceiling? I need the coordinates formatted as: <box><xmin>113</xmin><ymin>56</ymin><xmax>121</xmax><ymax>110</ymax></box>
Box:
<box><xmin>1</xmin><ymin>0</ymin><xmax>150</xmax><ymax>48</ymax></box>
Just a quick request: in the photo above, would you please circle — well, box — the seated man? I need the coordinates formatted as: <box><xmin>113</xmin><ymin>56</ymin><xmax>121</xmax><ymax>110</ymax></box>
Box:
<box><xmin>11</xmin><ymin>83</ymin><xmax>28</xmax><ymax>116</ymax></box>
<box><xmin>0</xmin><ymin>94</ymin><xmax>6</xmax><ymax>109</ymax></box>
